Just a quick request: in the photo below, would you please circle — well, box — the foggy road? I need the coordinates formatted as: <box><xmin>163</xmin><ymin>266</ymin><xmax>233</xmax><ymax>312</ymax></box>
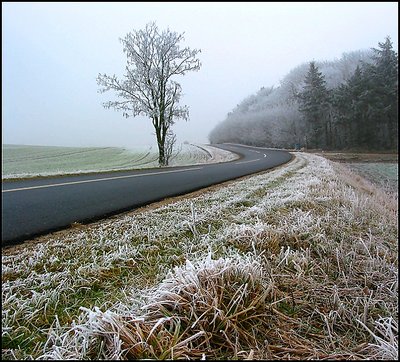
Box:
<box><xmin>2</xmin><ymin>144</ymin><xmax>292</xmax><ymax>246</ymax></box>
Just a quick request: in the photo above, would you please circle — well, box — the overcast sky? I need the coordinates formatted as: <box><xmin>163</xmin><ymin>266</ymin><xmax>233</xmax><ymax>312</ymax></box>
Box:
<box><xmin>2</xmin><ymin>2</ymin><xmax>398</xmax><ymax>148</ymax></box>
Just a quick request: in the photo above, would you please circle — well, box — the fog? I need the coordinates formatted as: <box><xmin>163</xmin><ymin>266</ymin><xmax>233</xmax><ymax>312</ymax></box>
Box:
<box><xmin>2</xmin><ymin>2</ymin><xmax>398</xmax><ymax>148</ymax></box>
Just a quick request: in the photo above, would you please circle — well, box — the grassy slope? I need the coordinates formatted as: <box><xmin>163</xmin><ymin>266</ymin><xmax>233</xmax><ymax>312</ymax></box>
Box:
<box><xmin>2</xmin><ymin>153</ymin><xmax>398</xmax><ymax>360</ymax></box>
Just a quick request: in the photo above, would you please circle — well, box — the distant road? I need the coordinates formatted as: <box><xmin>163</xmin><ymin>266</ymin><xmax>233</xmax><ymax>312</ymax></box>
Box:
<box><xmin>2</xmin><ymin>144</ymin><xmax>292</xmax><ymax>246</ymax></box>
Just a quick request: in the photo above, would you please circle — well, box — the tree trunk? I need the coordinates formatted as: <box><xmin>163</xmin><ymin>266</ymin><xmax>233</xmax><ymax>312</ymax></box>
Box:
<box><xmin>155</xmin><ymin>124</ymin><xmax>167</xmax><ymax>167</ymax></box>
<box><xmin>157</xmin><ymin>137</ymin><xmax>168</xmax><ymax>167</ymax></box>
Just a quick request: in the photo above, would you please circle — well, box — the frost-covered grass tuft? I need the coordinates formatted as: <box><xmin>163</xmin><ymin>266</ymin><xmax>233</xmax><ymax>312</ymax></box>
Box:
<box><xmin>39</xmin><ymin>255</ymin><xmax>269</xmax><ymax>360</ymax></box>
<box><xmin>2</xmin><ymin>153</ymin><xmax>398</xmax><ymax>360</ymax></box>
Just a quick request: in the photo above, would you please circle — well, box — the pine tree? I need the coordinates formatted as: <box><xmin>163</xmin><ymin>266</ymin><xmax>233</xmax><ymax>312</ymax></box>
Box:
<box><xmin>367</xmin><ymin>36</ymin><xmax>398</xmax><ymax>149</ymax></box>
<box><xmin>297</xmin><ymin>62</ymin><xmax>331</xmax><ymax>149</ymax></box>
<box><xmin>332</xmin><ymin>37</ymin><xmax>398</xmax><ymax>151</ymax></box>
<box><xmin>332</xmin><ymin>82</ymin><xmax>351</xmax><ymax>148</ymax></box>
<box><xmin>333</xmin><ymin>65</ymin><xmax>371</xmax><ymax>148</ymax></box>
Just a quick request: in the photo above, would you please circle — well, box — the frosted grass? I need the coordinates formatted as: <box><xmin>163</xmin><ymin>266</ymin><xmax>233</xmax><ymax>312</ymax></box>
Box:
<box><xmin>345</xmin><ymin>162</ymin><xmax>398</xmax><ymax>192</ymax></box>
<box><xmin>2</xmin><ymin>153</ymin><xmax>398</xmax><ymax>360</ymax></box>
<box><xmin>2</xmin><ymin>143</ymin><xmax>238</xmax><ymax>179</ymax></box>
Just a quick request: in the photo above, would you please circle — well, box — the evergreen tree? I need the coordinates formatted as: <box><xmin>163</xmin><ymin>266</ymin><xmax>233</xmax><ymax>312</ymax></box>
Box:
<box><xmin>366</xmin><ymin>36</ymin><xmax>398</xmax><ymax>149</ymax></box>
<box><xmin>332</xmin><ymin>36</ymin><xmax>397</xmax><ymax>151</ymax></box>
<box><xmin>331</xmin><ymin>82</ymin><xmax>351</xmax><ymax>148</ymax></box>
<box><xmin>333</xmin><ymin>65</ymin><xmax>371</xmax><ymax>148</ymax></box>
<box><xmin>297</xmin><ymin>62</ymin><xmax>331</xmax><ymax>149</ymax></box>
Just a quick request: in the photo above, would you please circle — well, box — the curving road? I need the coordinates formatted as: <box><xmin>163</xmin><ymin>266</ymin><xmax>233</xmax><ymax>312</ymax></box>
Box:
<box><xmin>2</xmin><ymin>144</ymin><xmax>292</xmax><ymax>246</ymax></box>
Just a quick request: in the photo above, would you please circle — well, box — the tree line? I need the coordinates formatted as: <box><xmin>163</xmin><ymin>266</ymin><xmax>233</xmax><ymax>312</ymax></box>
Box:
<box><xmin>209</xmin><ymin>37</ymin><xmax>398</xmax><ymax>151</ymax></box>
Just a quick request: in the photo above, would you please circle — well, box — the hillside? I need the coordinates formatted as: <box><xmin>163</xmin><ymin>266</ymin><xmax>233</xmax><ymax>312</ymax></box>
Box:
<box><xmin>209</xmin><ymin>50</ymin><xmax>372</xmax><ymax>148</ymax></box>
<box><xmin>209</xmin><ymin>37</ymin><xmax>398</xmax><ymax>152</ymax></box>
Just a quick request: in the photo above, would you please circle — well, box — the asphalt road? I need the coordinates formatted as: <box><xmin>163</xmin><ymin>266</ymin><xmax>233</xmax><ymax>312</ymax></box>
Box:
<box><xmin>2</xmin><ymin>144</ymin><xmax>292</xmax><ymax>246</ymax></box>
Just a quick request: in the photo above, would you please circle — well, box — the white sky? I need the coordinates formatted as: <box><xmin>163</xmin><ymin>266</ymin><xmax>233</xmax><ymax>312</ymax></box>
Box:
<box><xmin>2</xmin><ymin>2</ymin><xmax>398</xmax><ymax>148</ymax></box>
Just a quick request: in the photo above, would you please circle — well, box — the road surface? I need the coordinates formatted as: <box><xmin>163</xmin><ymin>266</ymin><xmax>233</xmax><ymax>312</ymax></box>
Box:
<box><xmin>2</xmin><ymin>144</ymin><xmax>292</xmax><ymax>246</ymax></box>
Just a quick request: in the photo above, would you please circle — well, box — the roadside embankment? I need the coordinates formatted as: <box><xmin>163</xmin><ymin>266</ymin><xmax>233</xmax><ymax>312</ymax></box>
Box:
<box><xmin>2</xmin><ymin>153</ymin><xmax>398</xmax><ymax>360</ymax></box>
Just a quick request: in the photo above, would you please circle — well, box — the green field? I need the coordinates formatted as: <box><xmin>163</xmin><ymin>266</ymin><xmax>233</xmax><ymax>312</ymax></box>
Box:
<box><xmin>2</xmin><ymin>144</ymin><xmax>223</xmax><ymax>179</ymax></box>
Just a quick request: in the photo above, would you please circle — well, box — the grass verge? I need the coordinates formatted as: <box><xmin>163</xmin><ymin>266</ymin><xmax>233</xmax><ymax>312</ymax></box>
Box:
<box><xmin>2</xmin><ymin>153</ymin><xmax>398</xmax><ymax>360</ymax></box>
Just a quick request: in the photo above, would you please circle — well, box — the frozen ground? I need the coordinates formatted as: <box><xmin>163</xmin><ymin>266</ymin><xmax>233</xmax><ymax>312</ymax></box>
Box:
<box><xmin>2</xmin><ymin>152</ymin><xmax>397</xmax><ymax>360</ymax></box>
<box><xmin>345</xmin><ymin>162</ymin><xmax>398</xmax><ymax>192</ymax></box>
<box><xmin>2</xmin><ymin>143</ymin><xmax>238</xmax><ymax>180</ymax></box>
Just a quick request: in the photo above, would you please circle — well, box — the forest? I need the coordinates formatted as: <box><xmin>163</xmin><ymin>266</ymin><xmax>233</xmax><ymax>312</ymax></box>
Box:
<box><xmin>209</xmin><ymin>37</ymin><xmax>398</xmax><ymax>151</ymax></box>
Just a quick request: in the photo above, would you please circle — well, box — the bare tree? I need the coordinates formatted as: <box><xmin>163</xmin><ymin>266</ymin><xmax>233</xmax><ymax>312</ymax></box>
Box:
<box><xmin>97</xmin><ymin>22</ymin><xmax>201</xmax><ymax>166</ymax></box>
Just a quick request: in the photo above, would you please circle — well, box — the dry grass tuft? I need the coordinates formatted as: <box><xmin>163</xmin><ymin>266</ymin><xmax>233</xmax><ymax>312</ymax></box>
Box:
<box><xmin>39</xmin><ymin>256</ymin><xmax>272</xmax><ymax>360</ymax></box>
<box><xmin>141</xmin><ymin>256</ymin><xmax>270</xmax><ymax>359</ymax></box>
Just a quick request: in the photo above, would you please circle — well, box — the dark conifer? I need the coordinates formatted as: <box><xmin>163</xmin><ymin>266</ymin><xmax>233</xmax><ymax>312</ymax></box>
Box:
<box><xmin>297</xmin><ymin>62</ymin><xmax>331</xmax><ymax>149</ymax></box>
